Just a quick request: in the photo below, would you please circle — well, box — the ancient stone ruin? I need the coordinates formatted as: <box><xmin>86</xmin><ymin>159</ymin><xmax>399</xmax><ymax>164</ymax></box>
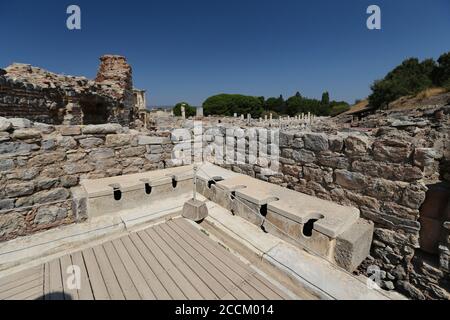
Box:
<box><xmin>0</xmin><ymin>55</ymin><xmax>146</xmax><ymax>126</ymax></box>
<box><xmin>0</xmin><ymin>55</ymin><xmax>449</xmax><ymax>300</ymax></box>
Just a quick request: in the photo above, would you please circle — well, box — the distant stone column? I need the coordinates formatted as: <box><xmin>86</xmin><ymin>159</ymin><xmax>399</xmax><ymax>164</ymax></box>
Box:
<box><xmin>270</xmin><ymin>113</ymin><xmax>273</xmax><ymax>122</ymax></box>
<box><xmin>196</xmin><ymin>107</ymin><xmax>204</xmax><ymax>117</ymax></box>
<box><xmin>241</xmin><ymin>114</ymin><xmax>245</xmax><ymax>120</ymax></box>
<box><xmin>247</xmin><ymin>114</ymin><xmax>251</xmax><ymax>124</ymax></box>
<box><xmin>181</xmin><ymin>105</ymin><xmax>186</xmax><ymax>119</ymax></box>
<box><xmin>234</xmin><ymin>113</ymin><xmax>237</xmax><ymax>118</ymax></box>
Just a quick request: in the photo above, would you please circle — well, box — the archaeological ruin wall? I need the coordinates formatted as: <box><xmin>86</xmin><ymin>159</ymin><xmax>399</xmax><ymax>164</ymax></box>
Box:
<box><xmin>0</xmin><ymin>55</ymin><xmax>137</xmax><ymax>127</ymax></box>
<box><xmin>0</xmin><ymin>104</ymin><xmax>449</xmax><ymax>299</ymax></box>
<box><xmin>0</xmin><ymin>118</ymin><xmax>174</xmax><ymax>243</ymax></box>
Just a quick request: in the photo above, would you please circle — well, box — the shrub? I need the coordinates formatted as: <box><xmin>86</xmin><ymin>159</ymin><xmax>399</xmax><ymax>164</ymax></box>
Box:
<box><xmin>369</xmin><ymin>58</ymin><xmax>435</xmax><ymax>109</ymax></box>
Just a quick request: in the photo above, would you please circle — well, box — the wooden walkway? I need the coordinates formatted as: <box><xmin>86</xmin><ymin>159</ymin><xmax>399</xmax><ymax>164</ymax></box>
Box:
<box><xmin>0</xmin><ymin>218</ymin><xmax>292</xmax><ymax>300</ymax></box>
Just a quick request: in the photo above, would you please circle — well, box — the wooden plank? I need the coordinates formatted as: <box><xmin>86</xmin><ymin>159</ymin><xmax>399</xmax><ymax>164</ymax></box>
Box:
<box><xmin>0</xmin><ymin>278</ymin><xmax>42</xmax><ymax>300</ymax></box>
<box><xmin>92</xmin><ymin>245</ymin><xmax>125</xmax><ymax>300</ymax></box>
<box><xmin>170</xmin><ymin>219</ymin><xmax>265</xmax><ymax>299</ymax></box>
<box><xmin>102</xmin><ymin>242</ymin><xmax>141</xmax><ymax>300</ymax></box>
<box><xmin>157</xmin><ymin>224</ymin><xmax>231</xmax><ymax>299</ymax></box>
<box><xmin>48</xmin><ymin>259</ymin><xmax>64</xmax><ymax>300</ymax></box>
<box><xmin>43</xmin><ymin>262</ymin><xmax>50</xmax><ymax>298</ymax></box>
<box><xmin>121</xmin><ymin>236</ymin><xmax>171</xmax><ymax>300</ymax></box>
<box><xmin>111</xmin><ymin>238</ymin><xmax>156</xmax><ymax>300</ymax></box>
<box><xmin>159</xmin><ymin>222</ymin><xmax>241</xmax><ymax>300</ymax></box>
<box><xmin>70</xmin><ymin>251</ymin><xmax>94</xmax><ymax>300</ymax></box>
<box><xmin>0</xmin><ymin>266</ymin><xmax>42</xmax><ymax>287</ymax></box>
<box><xmin>167</xmin><ymin>221</ymin><xmax>254</xmax><ymax>300</ymax></box>
<box><xmin>0</xmin><ymin>272</ymin><xmax>42</xmax><ymax>295</ymax></box>
<box><xmin>174</xmin><ymin>219</ymin><xmax>288</xmax><ymax>299</ymax></box>
<box><xmin>60</xmin><ymin>254</ymin><xmax>79</xmax><ymax>300</ymax></box>
<box><xmin>137</xmin><ymin>230</ymin><xmax>202</xmax><ymax>299</ymax></box>
<box><xmin>129</xmin><ymin>233</ymin><xmax>185</xmax><ymax>300</ymax></box>
<box><xmin>82</xmin><ymin>248</ymin><xmax>110</xmax><ymax>300</ymax></box>
<box><xmin>150</xmin><ymin>225</ymin><xmax>218</xmax><ymax>300</ymax></box>
<box><xmin>9</xmin><ymin>285</ymin><xmax>43</xmax><ymax>300</ymax></box>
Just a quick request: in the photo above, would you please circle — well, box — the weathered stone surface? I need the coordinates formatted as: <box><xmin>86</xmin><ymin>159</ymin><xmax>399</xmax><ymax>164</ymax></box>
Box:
<box><xmin>105</xmin><ymin>134</ymin><xmax>131</xmax><ymax>147</ymax></box>
<box><xmin>365</xmin><ymin>178</ymin><xmax>405</xmax><ymax>202</ymax></box>
<box><xmin>42</xmin><ymin>138</ymin><xmax>57</xmax><ymax>150</ymax></box>
<box><xmin>318</xmin><ymin>151</ymin><xmax>350</xmax><ymax>169</ymax></box>
<box><xmin>11</xmin><ymin>129</ymin><xmax>41</xmax><ymax>140</ymax></box>
<box><xmin>147</xmin><ymin>145</ymin><xmax>163</xmax><ymax>154</ymax></box>
<box><xmin>34</xmin><ymin>206</ymin><xmax>68</xmax><ymax>225</ymax></box>
<box><xmin>28</xmin><ymin>151</ymin><xmax>65</xmax><ymax>166</ymax></box>
<box><xmin>0</xmin><ymin>213</ymin><xmax>25</xmax><ymax>238</ymax></box>
<box><xmin>118</xmin><ymin>146</ymin><xmax>146</xmax><ymax>158</ymax></box>
<box><xmin>0</xmin><ymin>117</ymin><xmax>12</xmax><ymax>131</ymax></box>
<box><xmin>32</xmin><ymin>188</ymin><xmax>70</xmax><ymax>204</ymax></box>
<box><xmin>0</xmin><ymin>142</ymin><xmax>36</xmax><ymax>155</ymax></box>
<box><xmin>401</xmin><ymin>185</ymin><xmax>427</xmax><ymax>210</ymax></box>
<box><xmin>329</xmin><ymin>135</ymin><xmax>344</xmax><ymax>152</ymax></box>
<box><xmin>59</xmin><ymin>125</ymin><xmax>81</xmax><ymax>136</ymax></box>
<box><xmin>37</xmin><ymin>178</ymin><xmax>59</xmax><ymax>190</ymax></box>
<box><xmin>138</xmin><ymin>136</ymin><xmax>170</xmax><ymax>145</ymax></box>
<box><xmin>79</xmin><ymin>137</ymin><xmax>104</xmax><ymax>149</ymax></box>
<box><xmin>0</xmin><ymin>159</ymin><xmax>15</xmax><ymax>171</ymax></box>
<box><xmin>303</xmin><ymin>132</ymin><xmax>329</xmax><ymax>151</ymax></box>
<box><xmin>414</xmin><ymin>148</ymin><xmax>440</xmax><ymax>168</ymax></box>
<box><xmin>372</xmin><ymin>137</ymin><xmax>412</xmax><ymax>163</ymax></box>
<box><xmin>282</xmin><ymin>164</ymin><xmax>302</xmax><ymax>178</ymax></box>
<box><xmin>292</xmin><ymin>149</ymin><xmax>316</xmax><ymax>164</ymax></box>
<box><xmin>82</xmin><ymin>124</ymin><xmax>122</xmax><ymax>135</ymax></box>
<box><xmin>0</xmin><ymin>132</ymin><xmax>10</xmax><ymax>142</ymax></box>
<box><xmin>33</xmin><ymin>123</ymin><xmax>55</xmax><ymax>134</ymax></box>
<box><xmin>63</xmin><ymin>162</ymin><xmax>94</xmax><ymax>175</ymax></box>
<box><xmin>334</xmin><ymin>170</ymin><xmax>368</xmax><ymax>190</ymax></box>
<box><xmin>56</xmin><ymin>136</ymin><xmax>77</xmax><ymax>149</ymax></box>
<box><xmin>345</xmin><ymin>135</ymin><xmax>371</xmax><ymax>157</ymax></box>
<box><xmin>0</xmin><ymin>199</ymin><xmax>15</xmax><ymax>211</ymax></box>
<box><xmin>89</xmin><ymin>148</ymin><xmax>115</xmax><ymax>160</ymax></box>
<box><xmin>279</xmin><ymin>132</ymin><xmax>294</xmax><ymax>147</ymax></box>
<box><xmin>9</xmin><ymin>118</ymin><xmax>31</xmax><ymax>129</ymax></box>
<box><xmin>60</xmin><ymin>175</ymin><xmax>79</xmax><ymax>188</ymax></box>
<box><xmin>5</xmin><ymin>182</ymin><xmax>35</xmax><ymax>197</ymax></box>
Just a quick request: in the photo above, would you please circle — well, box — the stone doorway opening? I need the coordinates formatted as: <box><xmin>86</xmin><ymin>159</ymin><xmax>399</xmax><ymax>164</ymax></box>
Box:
<box><xmin>419</xmin><ymin>183</ymin><xmax>450</xmax><ymax>255</ymax></box>
<box><xmin>80</xmin><ymin>98</ymin><xmax>108</xmax><ymax>124</ymax></box>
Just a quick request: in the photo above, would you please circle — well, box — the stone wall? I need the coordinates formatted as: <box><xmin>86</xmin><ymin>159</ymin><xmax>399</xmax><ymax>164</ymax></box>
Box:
<box><xmin>0</xmin><ymin>117</ymin><xmax>173</xmax><ymax>242</ymax></box>
<box><xmin>0</xmin><ymin>106</ymin><xmax>449</xmax><ymax>299</ymax></box>
<box><xmin>0</xmin><ymin>55</ymin><xmax>137</xmax><ymax>126</ymax></box>
<box><xmin>195</xmin><ymin>108</ymin><xmax>449</xmax><ymax>299</ymax></box>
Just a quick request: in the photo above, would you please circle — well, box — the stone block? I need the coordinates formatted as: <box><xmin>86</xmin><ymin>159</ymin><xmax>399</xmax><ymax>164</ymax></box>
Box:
<box><xmin>82</xmin><ymin>124</ymin><xmax>122</xmax><ymax>135</ymax></box>
<box><xmin>303</xmin><ymin>133</ymin><xmax>329</xmax><ymax>151</ymax></box>
<box><xmin>182</xmin><ymin>199</ymin><xmax>209</xmax><ymax>222</ymax></box>
<box><xmin>334</xmin><ymin>218</ymin><xmax>374</xmax><ymax>271</ymax></box>
<box><xmin>138</xmin><ymin>136</ymin><xmax>170</xmax><ymax>145</ymax></box>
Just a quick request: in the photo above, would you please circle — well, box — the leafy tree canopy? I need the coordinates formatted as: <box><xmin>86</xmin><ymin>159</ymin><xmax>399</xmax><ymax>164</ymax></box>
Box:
<box><xmin>203</xmin><ymin>94</ymin><xmax>264</xmax><ymax>118</ymax></box>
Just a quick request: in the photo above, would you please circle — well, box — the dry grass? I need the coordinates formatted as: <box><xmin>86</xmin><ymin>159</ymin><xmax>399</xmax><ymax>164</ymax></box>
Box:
<box><xmin>416</xmin><ymin>87</ymin><xmax>446</xmax><ymax>99</ymax></box>
<box><xmin>389</xmin><ymin>87</ymin><xmax>449</xmax><ymax>111</ymax></box>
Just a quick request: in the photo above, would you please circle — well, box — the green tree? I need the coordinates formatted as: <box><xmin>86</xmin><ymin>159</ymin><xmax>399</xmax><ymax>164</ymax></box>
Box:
<box><xmin>369</xmin><ymin>58</ymin><xmax>435</xmax><ymax>109</ymax></box>
<box><xmin>432</xmin><ymin>52</ymin><xmax>450</xmax><ymax>87</ymax></box>
<box><xmin>173</xmin><ymin>102</ymin><xmax>196</xmax><ymax>117</ymax></box>
<box><xmin>321</xmin><ymin>91</ymin><xmax>330</xmax><ymax>105</ymax></box>
<box><xmin>203</xmin><ymin>94</ymin><xmax>264</xmax><ymax>118</ymax></box>
<box><xmin>265</xmin><ymin>95</ymin><xmax>286</xmax><ymax>114</ymax></box>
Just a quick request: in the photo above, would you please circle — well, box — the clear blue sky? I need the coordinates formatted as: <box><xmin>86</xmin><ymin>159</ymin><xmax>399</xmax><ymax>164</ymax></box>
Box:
<box><xmin>1</xmin><ymin>0</ymin><xmax>449</xmax><ymax>106</ymax></box>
